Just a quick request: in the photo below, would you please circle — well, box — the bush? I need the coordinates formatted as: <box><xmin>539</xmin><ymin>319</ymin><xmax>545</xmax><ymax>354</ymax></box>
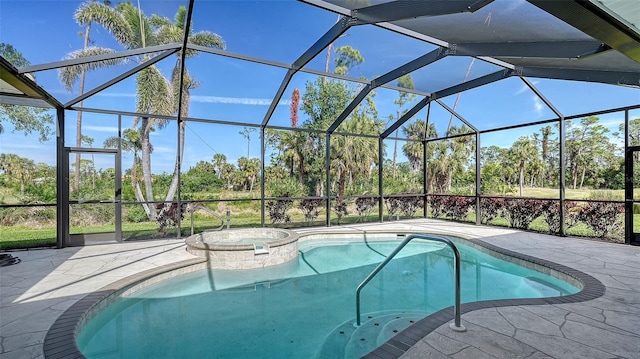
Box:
<box><xmin>156</xmin><ymin>203</ymin><xmax>186</xmax><ymax>235</ymax></box>
<box><xmin>298</xmin><ymin>199</ymin><xmax>322</xmax><ymax>223</ymax></box>
<box><xmin>125</xmin><ymin>205</ymin><xmax>148</xmax><ymax>223</ymax></box>
<box><xmin>540</xmin><ymin>200</ymin><xmax>579</xmax><ymax>234</ymax></box>
<box><xmin>397</xmin><ymin>196</ymin><xmax>423</xmax><ymax>217</ymax></box>
<box><xmin>355</xmin><ymin>196</ymin><xmax>377</xmax><ymax>219</ymax></box>
<box><xmin>334</xmin><ymin>200</ymin><xmax>348</xmax><ymax>224</ymax></box>
<box><xmin>502</xmin><ymin>198</ymin><xmax>545</xmax><ymax>230</ymax></box>
<box><xmin>267</xmin><ymin>193</ymin><xmax>293</xmax><ymax>224</ymax></box>
<box><xmin>384</xmin><ymin>196</ymin><xmax>403</xmax><ymax>219</ymax></box>
<box><xmin>480</xmin><ymin>198</ymin><xmax>504</xmax><ymax>224</ymax></box>
<box><xmin>429</xmin><ymin>195</ymin><xmax>474</xmax><ymax>221</ymax></box>
<box><xmin>577</xmin><ymin>202</ymin><xmax>624</xmax><ymax>238</ymax></box>
<box><xmin>427</xmin><ymin>195</ymin><xmax>447</xmax><ymax>218</ymax></box>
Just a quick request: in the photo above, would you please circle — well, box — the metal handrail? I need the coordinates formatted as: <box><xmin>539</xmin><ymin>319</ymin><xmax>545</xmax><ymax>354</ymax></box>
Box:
<box><xmin>190</xmin><ymin>206</ymin><xmax>228</xmax><ymax>235</ymax></box>
<box><xmin>355</xmin><ymin>234</ymin><xmax>466</xmax><ymax>332</ymax></box>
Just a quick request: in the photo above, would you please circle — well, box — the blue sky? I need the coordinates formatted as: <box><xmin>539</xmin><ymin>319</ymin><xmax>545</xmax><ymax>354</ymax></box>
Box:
<box><xmin>1</xmin><ymin>0</ymin><xmax>639</xmax><ymax>174</ymax></box>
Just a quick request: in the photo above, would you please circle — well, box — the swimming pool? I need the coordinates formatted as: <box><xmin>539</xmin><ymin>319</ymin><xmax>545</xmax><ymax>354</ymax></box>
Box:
<box><xmin>76</xmin><ymin>235</ymin><xmax>580</xmax><ymax>359</ymax></box>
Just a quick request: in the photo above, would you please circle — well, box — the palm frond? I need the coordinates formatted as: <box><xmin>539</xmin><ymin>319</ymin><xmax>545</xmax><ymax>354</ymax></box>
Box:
<box><xmin>149</xmin><ymin>14</ymin><xmax>172</xmax><ymax>29</ymax></box>
<box><xmin>117</xmin><ymin>2</ymin><xmax>157</xmax><ymax>48</ymax></box>
<box><xmin>58</xmin><ymin>47</ymin><xmax>125</xmax><ymax>91</ymax></box>
<box><xmin>75</xmin><ymin>1</ymin><xmax>132</xmax><ymax>48</ymax></box>
<box><xmin>136</xmin><ymin>65</ymin><xmax>173</xmax><ymax>118</ymax></box>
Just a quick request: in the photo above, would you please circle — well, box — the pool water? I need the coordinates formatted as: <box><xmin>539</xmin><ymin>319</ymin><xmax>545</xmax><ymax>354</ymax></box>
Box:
<box><xmin>77</xmin><ymin>238</ymin><xmax>579</xmax><ymax>359</ymax></box>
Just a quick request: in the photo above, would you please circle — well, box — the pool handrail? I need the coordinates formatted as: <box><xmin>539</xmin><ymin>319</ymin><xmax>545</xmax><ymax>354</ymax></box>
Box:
<box><xmin>355</xmin><ymin>233</ymin><xmax>466</xmax><ymax>332</ymax></box>
<box><xmin>190</xmin><ymin>206</ymin><xmax>226</xmax><ymax>235</ymax></box>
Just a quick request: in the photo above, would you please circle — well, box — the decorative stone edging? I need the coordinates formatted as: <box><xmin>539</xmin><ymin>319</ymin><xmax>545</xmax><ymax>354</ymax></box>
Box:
<box><xmin>363</xmin><ymin>237</ymin><xmax>606</xmax><ymax>359</ymax></box>
<box><xmin>43</xmin><ymin>232</ymin><xmax>605</xmax><ymax>359</ymax></box>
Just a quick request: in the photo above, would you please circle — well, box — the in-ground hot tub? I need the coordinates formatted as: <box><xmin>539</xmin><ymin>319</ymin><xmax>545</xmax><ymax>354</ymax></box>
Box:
<box><xmin>185</xmin><ymin>228</ymin><xmax>299</xmax><ymax>269</ymax></box>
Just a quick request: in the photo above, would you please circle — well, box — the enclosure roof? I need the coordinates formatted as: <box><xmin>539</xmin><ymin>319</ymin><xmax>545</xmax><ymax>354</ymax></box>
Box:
<box><xmin>0</xmin><ymin>0</ymin><xmax>639</xmax><ymax>134</ymax></box>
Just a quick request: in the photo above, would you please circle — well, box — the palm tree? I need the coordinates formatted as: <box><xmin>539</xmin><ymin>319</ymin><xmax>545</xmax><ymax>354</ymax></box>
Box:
<box><xmin>152</xmin><ymin>5</ymin><xmax>225</xmax><ymax>206</ymax></box>
<box><xmin>104</xmin><ymin>128</ymin><xmax>150</xmax><ymax>211</ymax></box>
<box><xmin>60</xmin><ymin>1</ymin><xmax>126</xmax><ymax>194</ymax></box>
<box><xmin>0</xmin><ymin>153</ymin><xmax>35</xmax><ymax>196</ymax></box>
<box><xmin>61</xmin><ymin>1</ymin><xmax>172</xmax><ymax>219</ymax></box>
<box><xmin>509</xmin><ymin>136</ymin><xmax>538</xmax><ymax>196</ymax></box>
<box><xmin>391</xmin><ymin>74</ymin><xmax>416</xmax><ymax>177</ymax></box>
<box><xmin>402</xmin><ymin>119</ymin><xmax>437</xmax><ymax>172</ymax></box>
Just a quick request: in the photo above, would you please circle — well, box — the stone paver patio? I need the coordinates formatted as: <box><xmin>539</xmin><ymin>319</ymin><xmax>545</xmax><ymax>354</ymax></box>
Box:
<box><xmin>1</xmin><ymin>219</ymin><xmax>639</xmax><ymax>359</ymax></box>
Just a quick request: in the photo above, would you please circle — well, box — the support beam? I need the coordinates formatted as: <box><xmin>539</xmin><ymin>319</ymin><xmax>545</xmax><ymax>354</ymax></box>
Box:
<box><xmin>432</xmin><ymin>69</ymin><xmax>514</xmax><ymax>100</ymax></box>
<box><xmin>56</xmin><ymin>108</ymin><xmax>67</xmax><ymax>248</ymax></box>
<box><xmin>520</xmin><ymin>77</ymin><xmax>563</xmax><ymax>118</ymax></box>
<box><xmin>520</xmin><ymin>66</ymin><xmax>640</xmax><ymax>88</ymax></box>
<box><xmin>18</xmin><ymin>43</ymin><xmax>182</xmax><ymax>73</ymax></box>
<box><xmin>64</xmin><ymin>49</ymin><xmax>179</xmax><ymax>108</ymax></box>
<box><xmin>381</xmin><ymin>96</ymin><xmax>431</xmax><ymax>139</ymax></box>
<box><xmin>559</xmin><ymin>116</ymin><xmax>566</xmax><ymax>236</ymax></box>
<box><xmin>378</xmin><ymin>137</ymin><xmax>384</xmax><ymax>222</ymax></box>
<box><xmin>327</xmin><ymin>85</ymin><xmax>371</xmax><ymax>134</ymax></box>
<box><xmin>0</xmin><ymin>57</ymin><xmax>62</xmax><ymax>107</ymax></box>
<box><xmin>434</xmin><ymin>99</ymin><xmax>478</xmax><ymax>132</ymax></box>
<box><xmin>174</xmin><ymin>0</ymin><xmax>195</xmax><ymax>239</ymax></box>
<box><xmin>262</xmin><ymin>17</ymin><xmax>353</xmax><ymax>127</ymax></box>
<box><xmin>527</xmin><ymin>0</ymin><xmax>640</xmax><ymax>62</ymax></box>
<box><xmin>353</xmin><ymin>0</ymin><xmax>494</xmax><ymax>24</ymax></box>
<box><xmin>327</xmin><ymin>48</ymin><xmax>446</xmax><ymax>134</ymax></box>
<box><xmin>453</xmin><ymin>41</ymin><xmax>611</xmax><ymax>59</ymax></box>
<box><xmin>293</xmin><ymin>16</ymin><xmax>353</xmax><ymax>70</ymax></box>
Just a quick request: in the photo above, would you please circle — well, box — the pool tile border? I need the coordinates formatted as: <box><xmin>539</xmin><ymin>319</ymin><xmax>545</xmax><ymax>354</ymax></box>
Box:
<box><xmin>362</xmin><ymin>237</ymin><xmax>606</xmax><ymax>359</ymax></box>
<box><xmin>42</xmin><ymin>235</ymin><xmax>605</xmax><ymax>359</ymax></box>
<box><xmin>43</xmin><ymin>257</ymin><xmax>206</xmax><ymax>359</ymax></box>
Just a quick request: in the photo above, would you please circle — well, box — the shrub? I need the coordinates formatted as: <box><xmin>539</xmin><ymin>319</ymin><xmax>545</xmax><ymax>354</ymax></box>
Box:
<box><xmin>334</xmin><ymin>200</ymin><xmax>348</xmax><ymax>224</ymax></box>
<box><xmin>125</xmin><ymin>205</ymin><xmax>148</xmax><ymax>223</ymax></box>
<box><xmin>577</xmin><ymin>202</ymin><xmax>624</xmax><ymax>238</ymax></box>
<box><xmin>355</xmin><ymin>196</ymin><xmax>377</xmax><ymax>219</ymax></box>
<box><xmin>480</xmin><ymin>198</ymin><xmax>504</xmax><ymax>224</ymax></box>
<box><xmin>399</xmin><ymin>196</ymin><xmax>423</xmax><ymax>217</ymax></box>
<box><xmin>502</xmin><ymin>198</ymin><xmax>545</xmax><ymax>230</ymax></box>
<box><xmin>540</xmin><ymin>200</ymin><xmax>579</xmax><ymax>234</ymax></box>
<box><xmin>445</xmin><ymin>196</ymin><xmax>474</xmax><ymax>221</ymax></box>
<box><xmin>156</xmin><ymin>203</ymin><xmax>186</xmax><ymax>235</ymax></box>
<box><xmin>384</xmin><ymin>196</ymin><xmax>403</xmax><ymax>219</ymax></box>
<box><xmin>298</xmin><ymin>198</ymin><xmax>322</xmax><ymax>223</ymax></box>
<box><xmin>427</xmin><ymin>195</ymin><xmax>447</xmax><ymax>218</ymax></box>
<box><xmin>267</xmin><ymin>193</ymin><xmax>293</xmax><ymax>224</ymax></box>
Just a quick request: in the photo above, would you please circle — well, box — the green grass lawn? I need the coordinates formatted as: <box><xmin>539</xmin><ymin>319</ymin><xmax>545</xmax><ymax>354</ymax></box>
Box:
<box><xmin>2</xmin><ymin>189</ymin><xmax>635</xmax><ymax>250</ymax></box>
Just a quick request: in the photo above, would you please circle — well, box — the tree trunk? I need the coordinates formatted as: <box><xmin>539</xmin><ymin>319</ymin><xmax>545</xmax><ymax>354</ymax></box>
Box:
<box><xmin>73</xmin><ymin>23</ymin><xmax>92</xmax><ymax>193</ymax></box>
<box><xmin>141</xmin><ymin>118</ymin><xmax>156</xmax><ymax>220</ymax></box>
<box><xmin>392</xmin><ymin>128</ymin><xmax>399</xmax><ymax>177</ymax></box>
<box><xmin>519</xmin><ymin>165</ymin><xmax>524</xmax><ymax>197</ymax></box>
<box><xmin>579</xmin><ymin>166</ymin><xmax>586</xmax><ymax>189</ymax></box>
<box><xmin>164</xmin><ymin>119</ymin><xmax>185</xmax><ymax>204</ymax></box>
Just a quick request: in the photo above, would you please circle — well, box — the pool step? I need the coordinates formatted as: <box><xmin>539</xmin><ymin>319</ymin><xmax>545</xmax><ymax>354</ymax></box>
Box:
<box><xmin>315</xmin><ymin>311</ymin><xmax>425</xmax><ymax>359</ymax></box>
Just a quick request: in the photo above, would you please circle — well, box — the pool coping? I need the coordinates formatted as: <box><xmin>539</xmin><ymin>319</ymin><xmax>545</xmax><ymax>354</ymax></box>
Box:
<box><xmin>42</xmin><ymin>233</ymin><xmax>606</xmax><ymax>359</ymax></box>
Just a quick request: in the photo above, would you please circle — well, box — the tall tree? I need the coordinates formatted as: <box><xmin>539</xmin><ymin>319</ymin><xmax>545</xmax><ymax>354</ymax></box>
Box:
<box><xmin>61</xmin><ymin>1</ymin><xmax>173</xmax><ymax>219</ymax></box>
<box><xmin>509</xmin><ymin>136</ymin><xmax>538</xmax><ymax>196</ymax></box>
<box><xmin>0</xmin><ymin>153</ymin><xmax>35</xmax><ymax>196</ymax></box>
<box><xmin>565</xmin><ymin>116</ymin><xmax>612</xmax><ymax>189</ymax></box>
<box><xmin>0</xmin><ymin>43</ymin><xmax>54</xmax><ymax>143</ymax></box>
<box><xmin>239</xmin><ymin>127</ymin><xmax>256</xmax><ymax>158</ymax></box>
<box><xmin>391</xmin><ymin>74</ymin><xmax>416</xmax><ymax>177</ymax></box>
<box><xmin>62</xmin><ymin>0</ymin><xmax>122</xmax><ymax>193</ymax></box>
<box><xmin>152</xmin><ymin>5</ymin><xmax>225</xmax><ymax>207</ymax></box>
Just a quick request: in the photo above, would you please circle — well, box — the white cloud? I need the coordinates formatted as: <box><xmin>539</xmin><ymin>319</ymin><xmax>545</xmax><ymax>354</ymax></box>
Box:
<box><xmin>83</xmin><ymin>125</ymin><xmax>119</xmax><ymax>133</ymax></box>
<box><xmin>532</xmin><ymin>95</ymin><xmax>544</xmax><ymax>116</ymax></box>
<box><xmin>514</xmin><ymin>80</ymin><xmax>540</xmax><ymax>96</ymax></box>
<box><xmin>191</xmin><ymin>95</ymin><xmax>290</xmax><ymax>106</ymax></box>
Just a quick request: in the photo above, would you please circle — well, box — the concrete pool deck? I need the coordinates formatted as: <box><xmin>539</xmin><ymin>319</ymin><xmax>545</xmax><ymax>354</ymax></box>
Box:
<box><xmin>1</xmin><ymin>218</ymin><xmax>639</xmax><ymax>359</ymax></box>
